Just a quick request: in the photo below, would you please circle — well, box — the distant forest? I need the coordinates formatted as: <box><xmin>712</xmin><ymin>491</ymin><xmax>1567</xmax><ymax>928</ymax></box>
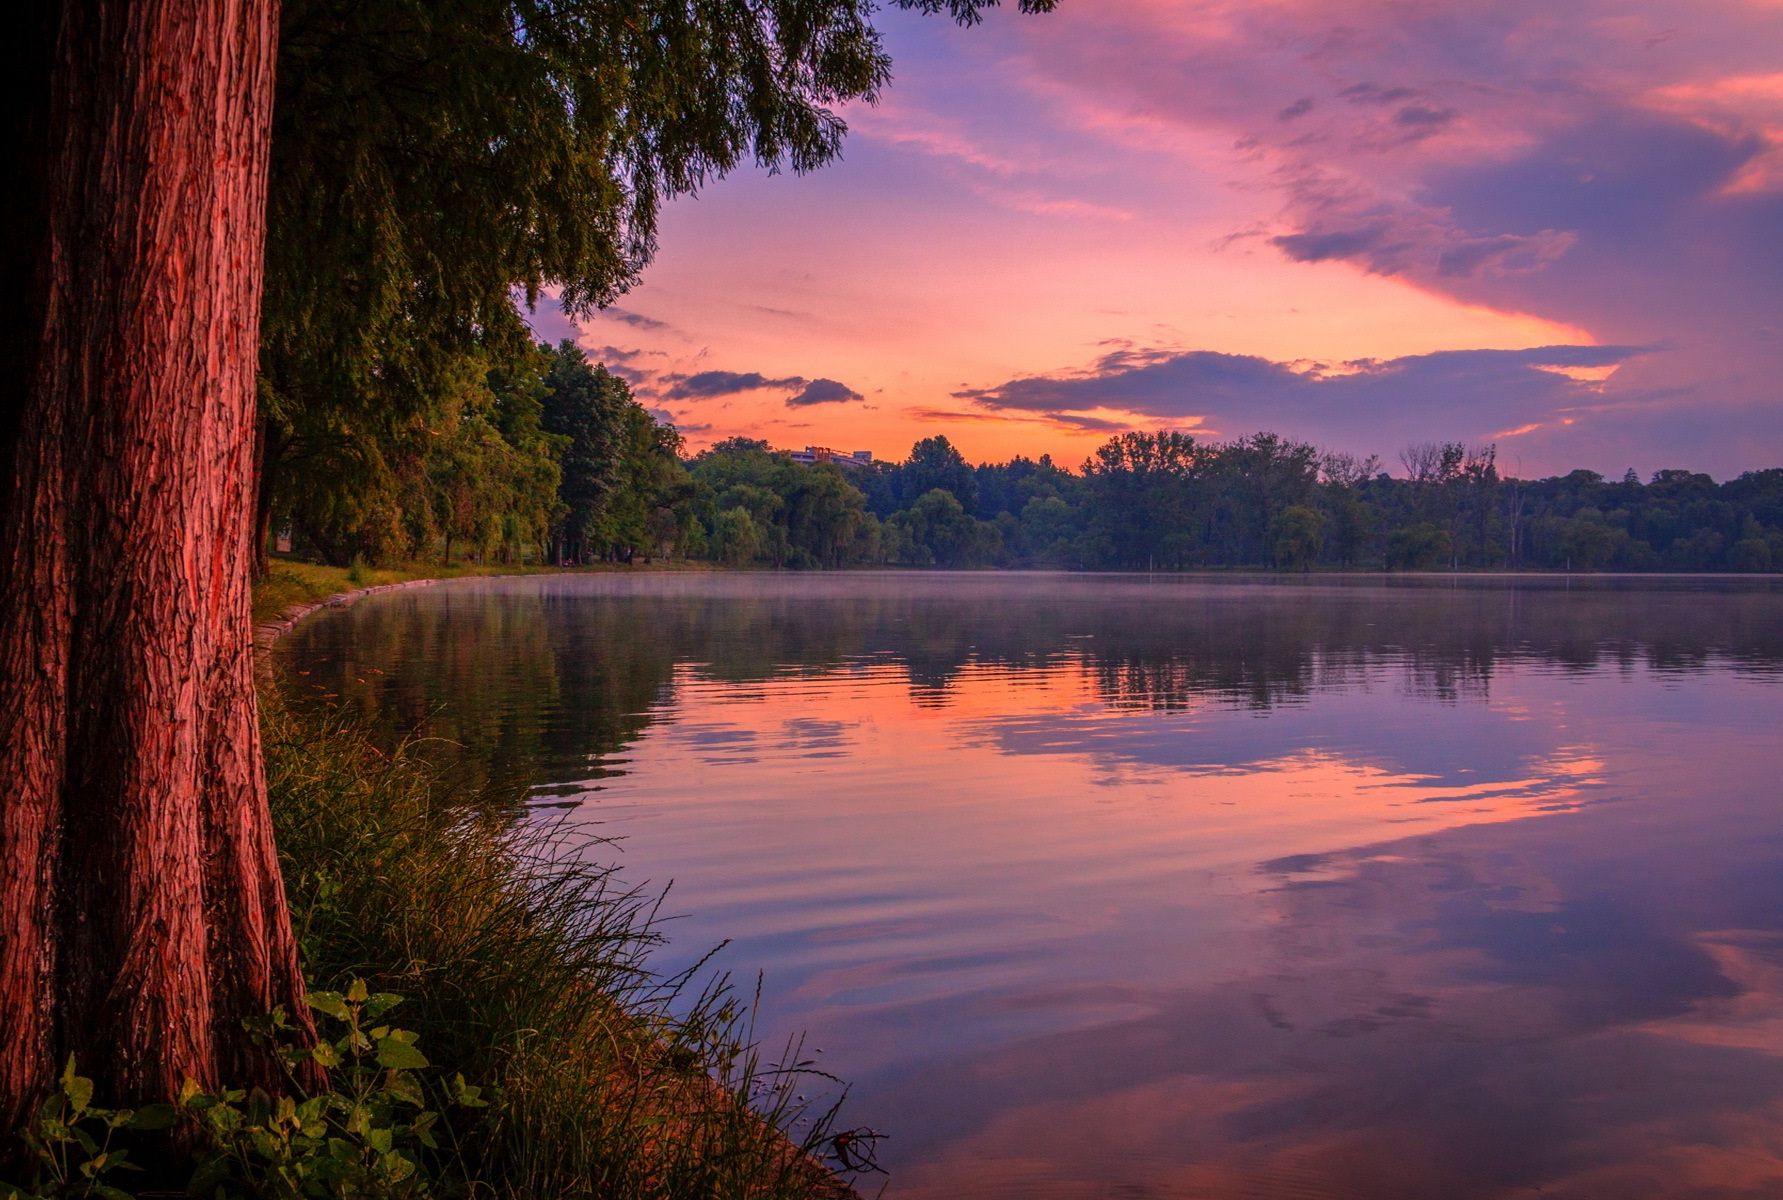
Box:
<box><xmin>278</xmin><ymin>340</ymin><xmax>1783</xmax><ymax>574</ymax></box>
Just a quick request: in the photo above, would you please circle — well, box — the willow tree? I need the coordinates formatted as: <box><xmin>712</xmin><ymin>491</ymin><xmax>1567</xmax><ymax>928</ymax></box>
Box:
<box><xmin>2</xmin><ymin>0</ymin><xmax>1052</xmax><ymax>1141</ymax></box>
<box><xmin>260</xmin><ymin>0</ymin><xmax>1056</xmax><ymax>566</ymax></box>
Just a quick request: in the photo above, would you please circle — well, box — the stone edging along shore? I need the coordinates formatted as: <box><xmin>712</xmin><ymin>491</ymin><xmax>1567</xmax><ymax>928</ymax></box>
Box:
<box><xmin>253</xmin><ymin>576</ymin><xmax>447</xmax><ymax>655</ymax></box>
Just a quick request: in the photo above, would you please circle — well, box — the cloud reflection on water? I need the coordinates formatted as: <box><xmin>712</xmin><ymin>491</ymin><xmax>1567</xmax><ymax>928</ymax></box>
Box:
<box><xmin>279</xmin><ymin>573</ymin><xmax>1783</xmax><ymax>1198</ymax></box>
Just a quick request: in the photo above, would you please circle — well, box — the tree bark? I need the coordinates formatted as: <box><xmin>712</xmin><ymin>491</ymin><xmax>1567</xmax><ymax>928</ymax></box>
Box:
<box><xmin>252</xmin><ymin>416</ymin><xmax>285</xmax><ymax>578</ymax></box>
<box><xmin>1</xmin><ymin>0</ymin><xmax>313</xmax><ymax>1135</ymax></box>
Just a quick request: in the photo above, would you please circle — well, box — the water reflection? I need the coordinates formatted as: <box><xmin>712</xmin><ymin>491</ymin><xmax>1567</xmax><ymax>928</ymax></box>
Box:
<box><xmin>278</xmin><ymin>573</ymin><xmax>1783</xmax><ymax>1198</ymax></box>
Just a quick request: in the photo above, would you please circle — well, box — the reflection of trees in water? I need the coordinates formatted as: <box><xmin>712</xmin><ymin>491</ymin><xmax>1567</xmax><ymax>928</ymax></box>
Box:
<box><xmin>277</xmin><ymin>580</ymin><xmax>1783</xmax><ymax>793</ymax></box>
<box><xmin>278</xmin><ymin>591</ymin><xmax>680</xmax><ymax>800</ymax></box>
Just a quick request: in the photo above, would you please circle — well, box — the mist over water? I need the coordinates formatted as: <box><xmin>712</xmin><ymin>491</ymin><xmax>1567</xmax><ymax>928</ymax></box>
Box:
<box><xmin>280</xmin><ymin>572</ymin><xmax>1783</xmax><ymax>1198</ymax></box>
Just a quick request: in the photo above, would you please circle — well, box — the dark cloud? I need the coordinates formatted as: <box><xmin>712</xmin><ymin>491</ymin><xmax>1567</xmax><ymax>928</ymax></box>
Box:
<box><xmin>786</xmin><ymin>378</ymin><xmax>866</xmax><ymax>407</ymax></box>
<box><xmin>1044</xmin><ymin>413</ymin><xmax>1128</xmax><ymax>433</ymax></box>
<box><xmin>605</xmin><ymin>363</ymin><xmax>651</xmax><ymax>386</ymax></box>
<box><xmin>588</xmin><ymin>343</ymin><xmax>646</xmax><ymax>364</ymax></box>
<box><xmin>1271</xmin><ymin>226</ymin><xmax>1389</xmax><ymax>265</ymax></box>
<box><xmin>905</xmin><ymin>406</ymin><xmax>1012</xmax><ymax>424</ymax></box>
<box><xmin>1278</xmin><ymin>97</ymin><xmax>1315</xmax><ymax>122</ymax></box>
<box><xmin>604</xmin><ymin>307</ymin><xmax>669</xmax><ymax>331</ymax></box>
<box><xmin>1393</xmin><ymin>104</ymin><xmax>1455</xmax><ymax>130</ymax></box>
<box><xmin>664</xmin><ymin>370</ymin><xmax>805</xmax><ymax>400</ymax></box>
<box><xmin>993</xmin><ymin>1</ymin><xmax>1783</xmax><ymax>472</ymax></box>
<box><xmin>1340</xmin><ymin>83</ymin><xmax>1419</xmax><ymax>107</ymax></box>
<box><xmin>957</xmin><ymin>344</ymin><xmax>1654</xmax><ymax>463</ymax></box>
<box><xmin>655</xmin><ymin>368</ymin><xmax>868</xmax><ymax>410</ymax></box>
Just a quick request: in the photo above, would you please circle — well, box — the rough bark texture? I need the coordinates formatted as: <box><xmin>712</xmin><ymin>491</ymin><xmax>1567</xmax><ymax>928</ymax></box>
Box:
<box><xmin>252</xmin><ymin>417</ymin><xmax>283</xmax><ymax>578</ymax></box>
<box><xmin>1</xmin><ymin>0</ymin><xmax>312</xmax><ymax>1134</ymax></box>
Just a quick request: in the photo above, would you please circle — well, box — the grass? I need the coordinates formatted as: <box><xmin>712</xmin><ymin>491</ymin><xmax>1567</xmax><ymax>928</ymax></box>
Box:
<box><xmin>261</xmin><ymin>696</ymin><xmax>862</xmax><ymax>1199</ymax></box>
<box><xmin>252</xmin><ymin>560</ymin><xmax>553</xmax><ymax>625</ymax></box>
<box><xmin>252</xmin><ymin>557</ymin><xmax>720</xmax><ymax>625</ymax></box>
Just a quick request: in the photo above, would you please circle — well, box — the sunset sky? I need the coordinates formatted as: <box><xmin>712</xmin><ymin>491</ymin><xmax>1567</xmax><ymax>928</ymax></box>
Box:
<box><xmin>528</xmin><ymin>0</ymin><xmax>1783</xmax><ymax>479</ymax></box>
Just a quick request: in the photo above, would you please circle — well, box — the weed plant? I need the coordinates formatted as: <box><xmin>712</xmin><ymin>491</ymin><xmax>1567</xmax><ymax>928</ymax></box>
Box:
<box><xmin>261</xmin><ymin>699</ymin><xmax>860</xmax><ymax>1199</ymax></box>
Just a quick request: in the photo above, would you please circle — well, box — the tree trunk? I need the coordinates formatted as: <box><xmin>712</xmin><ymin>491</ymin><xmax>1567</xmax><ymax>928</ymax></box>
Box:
<box><xmin>1</xmin><ymin>0</ymin><xmax>313</xmax><ymax>1135</ymax></box>
<box><xmin>252</xmin><ymin>416</ymin><xmax>286</xmax><ymax>578</ymax></box>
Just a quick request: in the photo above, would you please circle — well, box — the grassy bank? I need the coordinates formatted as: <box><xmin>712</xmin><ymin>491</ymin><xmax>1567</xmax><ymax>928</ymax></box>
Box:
<box><xmin>253</xmin><ymin>560</ymin><xmax>556</xmax><ymax>625</ymax></box>
<box><xmin>262</xmin><ymin>695</ymin><xmax>859</xmax><ymax>1198</ymax></box>
<box><xmin>252</xmin><ymin>558</ymin><xmax>720</xmax><ymax>626</ymax></box>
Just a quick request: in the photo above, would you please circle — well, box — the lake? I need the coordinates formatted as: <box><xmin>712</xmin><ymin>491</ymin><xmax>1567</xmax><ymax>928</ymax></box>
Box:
<box><xmin>276</xmin><ymin>571</ymin><xmax>1783</xmax><ymax>1199</ymax></box>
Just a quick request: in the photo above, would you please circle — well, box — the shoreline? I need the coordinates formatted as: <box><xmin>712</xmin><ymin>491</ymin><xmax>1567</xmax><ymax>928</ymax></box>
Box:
<box><xmin>252</xmin><ymin>562</ymin><xmax>861</xmax><ymax>1199</ymax></box>
<box><xmin>253</xmin><ymin>575</ymin><xmax>446</xmax><ymax>654</ymax></box>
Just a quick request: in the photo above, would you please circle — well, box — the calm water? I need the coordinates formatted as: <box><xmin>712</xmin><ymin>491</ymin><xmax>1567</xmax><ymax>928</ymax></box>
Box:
<box><xmin>278</xmin><ymin>572</ymin><xmax>1783</xmax><ymax>1199</ymax></box>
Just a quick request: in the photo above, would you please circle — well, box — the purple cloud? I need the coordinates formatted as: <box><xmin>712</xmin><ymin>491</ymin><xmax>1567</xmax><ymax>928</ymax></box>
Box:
<box><xmin>664</xmin><ymin>370</ymin><xmax>805</xmax><ymax>400</ymax></box>
<box><xmin>958</xmin><ymin>344</ymin><xmax>1664</xmax><ymax>470</ymax></box>
<box><xmin>786</xmin><ymin>378</ymin><xmax>867</xmax><ymax>407</ymax></box>
<box><xmin>982</xmin><ymin>0</ymin><xmax>1783</xmax><ymax>471</ymax></box>
<box><xmin>604</xmin><ymin>306</ymin><xmax>670</xmax><ymax>331</ymax></box>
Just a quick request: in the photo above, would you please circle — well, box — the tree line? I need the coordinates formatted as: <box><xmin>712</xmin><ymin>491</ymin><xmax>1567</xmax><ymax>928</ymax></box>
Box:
<box><xmin>280</xmin><ymin>388</ymin><xmax>1783</xmax><ymax>574</ymax></box>
<box><xmin>278</xmin><ymin>341</ymin><xmax>692</xmax><ymax>568</ymax></box>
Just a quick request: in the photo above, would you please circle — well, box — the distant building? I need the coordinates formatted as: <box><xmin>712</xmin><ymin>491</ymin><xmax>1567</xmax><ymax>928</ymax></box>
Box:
<box><xmin>788</xmin><ymin>446</ymin><xmax>874</xmax><ymax>469</ymax></box>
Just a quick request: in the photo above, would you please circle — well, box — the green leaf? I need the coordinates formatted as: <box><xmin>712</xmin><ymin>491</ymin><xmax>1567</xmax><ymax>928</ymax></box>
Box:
<box><xmin>345</xmin><ymin>979</ymin><xmax>368</xmax><ymax>1004</ymax></box>
<box><xmin>60</xmin><ymin>1060</ymin><xmax>94</xmax><ymax>1115</ymax></box>
<box><xmin>362</xmin><ymin>993</ymin><xmax>404</xmax><ymax>1022</ymax></box>
<box><xmin>187</xmin><ymin>1156</ymin><xmax>232</xmax><ymax>1194</ymax></box>
<box><xmin>384</xmin><ymin>1072</ymin><xmax>424</xmax><ymax>1108</ymax></box>
<box><xmin>450</xmin><ymin>1074</ymin><xmax>487</xmax><ymax>1109</ymax></box>
<box><xmin>374</xmin><ymin>1039</ymin><xmax>429</xmax><ymax>1070</ymax></box>
<box><xmin>311</xmin><ymin>1040</ymin><xmax>340</xmax><ymax>1068</ymax></box>
<box><xmin>304</xmin><ymin>991</ymin><xmax>350</xmax><ymax>1021</ymax></box>
<box><xmin>127</xmin><ymin>1104</ymin><xmax>176</xmax><ymax>1131</ymax></box>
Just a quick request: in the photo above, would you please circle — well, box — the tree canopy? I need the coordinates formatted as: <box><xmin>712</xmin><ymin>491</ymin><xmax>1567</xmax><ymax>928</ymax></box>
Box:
<box><xmin>257</xmin><ymin>0</ymin><xmax>1056</xmax><ymax>560</ymax></box>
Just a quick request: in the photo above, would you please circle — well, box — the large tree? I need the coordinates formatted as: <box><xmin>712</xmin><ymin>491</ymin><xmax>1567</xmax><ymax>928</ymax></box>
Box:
<box><xmin>3</xmin><ymin>0</ymin><xmax>311</xmax><ymax>1135</ymax></box>
<box><xmin>4</xmin><ymin>0</ymin><xmax>1054</xmax><ymax>1139</ymax></box>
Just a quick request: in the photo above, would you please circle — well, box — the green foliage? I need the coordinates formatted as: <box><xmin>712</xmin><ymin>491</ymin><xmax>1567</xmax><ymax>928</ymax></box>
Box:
<box><xmin>539</xmin><ymin>343</ymin><xmax>691</xmax><ymax>563</ymax></box>
<box><xmin>1</xmin><ymin>1057</ymin><xmax>174</xmax><ymax>1200</ymax></box>
<box><xmin>686</xmin><ymin>442</ymin><xmax>881</xmax><ymax>569</ymax></box>
<box><xmin>899</xmin><ymin>436</ymin><xmax>978</xmax><ymax>512</ymax></box>
<box><xmin>257</xmin><ymin>0</ymin><xmax>1052</xmax><ymax>571</ymax></box>
<box><xmin>274</xmin><ymin>382</ymin><xmax>1783</xmax><ymax>575</ymax></box>
<box><xmin>187</xmin><ymin>986</ymin><xmax>484</xmax><ymax>1199</ymax></box>
<box><xmin>1731</xmin><ymin>537</ymin><xmax>1772</xmax><ymax>572</ymax></box>
<box><xmin>861</xmin><ymin>432</ymin><xmax>1782</xmax><ymax>574</ymax></box>
<box><xmin>278</xmin><ymin>342</ymin><xmax>690</xmax><ymax>569</ymax></box>
<box><xmin>2</xmin><ymin>990</ymin><xmax>481</xmax><ymax>1200</ymax></box>
<box><xmin>1386</xmin><ymin>523</ymin><xmax>1452</xmax><ymax>570</ymax></box>
<box><xmin>1270</xmin><ymin>505</ymin><xmax>1326</xmax><ymax>571</ymax></box>
<box><xmin>887</xmin><ymin>488</ymin><xmax>1003</xmax><ymax>567</ymax></box>
<box><xmin>261</xmin><ymin>701</ymin><xmax>858</xmax><ymax>1198</ymax></box>
<box><xmin>711</xmin><ymin>507</ymin><xmax>763</xmax><ymax>567</ymax></box>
